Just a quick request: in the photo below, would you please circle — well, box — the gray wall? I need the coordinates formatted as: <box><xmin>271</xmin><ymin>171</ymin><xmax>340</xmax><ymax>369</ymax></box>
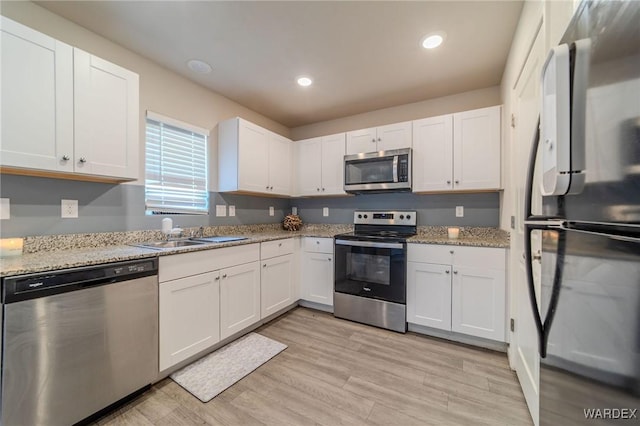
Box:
<box><xmin>0</xmin><ymin>175</ymin><xmax>290</xmax><ymax>237</ymax></box>
<box><xmin>292</xmin><ymin>192</ymin><xmax>500</xmax><ymax>226</ymax></box>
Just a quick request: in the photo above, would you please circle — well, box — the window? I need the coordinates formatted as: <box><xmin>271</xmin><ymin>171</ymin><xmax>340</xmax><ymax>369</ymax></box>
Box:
<box><xmin>145</xmin><ymin>111</ymin><xmax>209</xmax><ymax>215</ymax></box>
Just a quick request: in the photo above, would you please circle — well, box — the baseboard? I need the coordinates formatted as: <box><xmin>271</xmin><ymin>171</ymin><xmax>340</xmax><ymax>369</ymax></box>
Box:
<box><xmin>408</xmin><ymin>323</ymin><xmax>508</xmax><ymax>352</ymax></box>
<box><xmin>298</xmin><ymin>299</ymin><xmax>334</xmax><ymax>313</ymax></box>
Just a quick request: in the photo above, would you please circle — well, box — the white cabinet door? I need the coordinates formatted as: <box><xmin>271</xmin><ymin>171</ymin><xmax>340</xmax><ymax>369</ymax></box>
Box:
<box><xmin>261</xmin><ymin>254</ymin><xmax>294</xmax><ymax>318</ymax></box>
<box><xmin>407</xmin><ymin>262</ymin><xmax>452</xmax><ymax>331</ymax></box>
<box><xmin>74</xmin><ymin>48</ymin><xmax>139</xmax><ymax>179</ymax></box>
<box><xmin>320</xmin><ymin>133</ymin><xmax>346</xmax><ymax>195</ymax></box>
<box><xmin>346</xmin><ymin>127</ymin><xmax>377</xmax><ymax>155</ymax></box>
<box><xmin>451</xmin><ymin>265</ymin><xmax>505</xmax><ymax>341</ymax></box>
<box><xmin>296</xmin><ymin>138</ymin><xmax>322</xmax><ymax>195</ymax></box>
<box><xmin>376</xmin><ymin>121</ymin><xmax>412</xmax><ymax>152</ymax></box>
<box><xmin>159</xmin><ymin>272</ymin><xmax>220</xmax><ymax>371</ymax></box>
<box><xmin>0</xmin><ymin>17</ymin><xmax>74</xmax><ymax>173</ymax></box>
<box><xmin>412</xmin><ymin>115</ymin><xmax>454</xmax><ymax>192</ymax></box>
<box><xmin>453</xmin><ymin>106</ymin><xmax>501</xmax><ymax>190</ymax></box>
<box><xmin>220</xmin><ymin>261</ymin><xmax>261</xmax><ymax>340</ymax></box>
<box><xmin>238</xmin><ymin>120</ymin><xmax>270</xmax><ymax>193</ymax></box>
<box><xmin>302</xmin><ymin>252</ymin><xmax>334</xmax><ymax>306</ymax></box>
<box><xmin>268</xmin><ymin>132</ymin><xmax>292</xmax><ymax>196</ymax></box>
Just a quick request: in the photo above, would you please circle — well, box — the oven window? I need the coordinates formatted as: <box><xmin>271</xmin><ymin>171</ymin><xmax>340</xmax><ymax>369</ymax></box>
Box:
<box><xmin>345</xmin><ymin>157</ymin><xmax>394</xmax><ymax>185</ymax></box>
<box><xmin>346</xmin><ymin>252</ymin><xmax>390</xmax><ymax>285</ymax></box>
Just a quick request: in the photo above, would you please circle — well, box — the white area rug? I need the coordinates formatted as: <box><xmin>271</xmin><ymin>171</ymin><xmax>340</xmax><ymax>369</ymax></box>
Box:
<box><xmin>170</xmin><ymin>332</ymin><xmax>287</xmax><ymax>402</ymax></box>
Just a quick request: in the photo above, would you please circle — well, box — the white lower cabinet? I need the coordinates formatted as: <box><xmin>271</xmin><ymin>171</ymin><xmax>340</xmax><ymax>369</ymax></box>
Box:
<box><xmin>407</xmin><ymin>244</ymin><xmax>506</xmax><ymax>342</ymax></box>
<box><xmin>159</xmin><ymin>272</ymin><xmax>220</xmax><ymax>371</ymax></box>
<box><xmin>220</xmin><ymin>261</ymin><xmax>261</xmax><ymax>340</ymax></box>
<box><xmin>260</xmin><ymin>239</ymin><xmax>295</xmax><ymax>318</ymax></box>
<box><xmin>301</xmin><ymin>237</ymin><xmax>334</xmax><ymax>307</ymax></box>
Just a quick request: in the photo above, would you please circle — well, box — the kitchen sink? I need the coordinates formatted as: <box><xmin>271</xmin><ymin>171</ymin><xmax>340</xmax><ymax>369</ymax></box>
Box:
<box><xmin>189</xmin><ymin>236</ymin><xmax>248</xmax><ymax>243</ymax></box>
<box><xmin>133</xmin><ymin>240</ymin><xmax>206</xmax><ymax>250</ymax></box>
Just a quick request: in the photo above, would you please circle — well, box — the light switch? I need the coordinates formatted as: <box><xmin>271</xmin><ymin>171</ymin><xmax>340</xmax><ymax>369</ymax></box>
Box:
<box><xmin>455</xmin><ymin>206</ymin><xmax>464</xmax><ymax>217</ymax></box>
<box><xmin>216</xmin><ymin>205</ymin><xmax>227</xmax><ymax>217</ymax></box>
<box><xmin>0</xmin><ymin>198</ymin><xmax>9</xmax><ymax>220</ymax></box>
<box><xmin>269</xmin><ymin>206</ymin><xmax>274</xmax><ymax>216</ymax></box>
<box><xmin>228</xmin><ymin>205</ymin><xmax>236</xmax><ymax>217</ymax></box>
<box><xmin>291</xmin><ymin>206</ymin><xmax>298</xmax><ymax>215</ymax></box>
<box><xmin>61</xmin><ymin>199</ymin><xmax>78</xmax><ymax>218</ymax></box>
<box><xmin>323</xmin><ymin>207</ymin><xmax>329</xmax><ymax>217</ymax></box>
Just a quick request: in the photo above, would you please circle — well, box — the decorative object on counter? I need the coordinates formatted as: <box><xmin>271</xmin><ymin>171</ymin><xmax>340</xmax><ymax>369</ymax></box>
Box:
<box><xmin>170</xmin><ymin>333</ymin><xmax>287</xmax><ymax>402</ymax></box>
<box><xmin>283</xmin><ymin>214</ymin><xmax>302</xmax><ymax>231</ymax></box>
<box><xmin>0</xmin><ymin>238</ymin><xmax>23</xmax><ymax>257</ymax></box>
<box><xmin>448</xmin><ymin>227</ymin><xmax>460</xmax><ymax>239</ymax></box>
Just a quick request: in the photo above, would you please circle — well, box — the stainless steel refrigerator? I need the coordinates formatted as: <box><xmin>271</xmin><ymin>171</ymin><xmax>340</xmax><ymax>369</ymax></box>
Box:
<box><xmin>524</xmin><ymin>1</ymin><xmax>640</xmax><ymax>424</ymax></box>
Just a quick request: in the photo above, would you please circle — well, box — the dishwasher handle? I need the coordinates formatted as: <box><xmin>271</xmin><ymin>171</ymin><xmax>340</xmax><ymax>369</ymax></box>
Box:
<box><xmin>2</xmin><ymin>258</ymin><xmax>158</xmax><ymax>304</ymax></box>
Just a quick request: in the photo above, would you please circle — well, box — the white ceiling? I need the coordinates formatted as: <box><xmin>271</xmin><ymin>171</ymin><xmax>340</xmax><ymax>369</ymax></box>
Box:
<box><xmin>37</xmin><ymin>1</ymin><xmax>524</xmax><ymax>128</ymax></box>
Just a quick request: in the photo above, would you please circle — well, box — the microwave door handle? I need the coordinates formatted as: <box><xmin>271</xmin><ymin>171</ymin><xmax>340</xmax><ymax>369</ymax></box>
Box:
<box><xmin>393</xmin><ymin>156</ymin><xmax>399</xmax><ymax>182</ymax></box>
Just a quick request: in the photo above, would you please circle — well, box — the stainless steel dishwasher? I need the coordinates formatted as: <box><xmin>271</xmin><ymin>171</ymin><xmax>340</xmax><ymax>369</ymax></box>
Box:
<box><xmin>1</xmin><ymin>258</ymin><xmax>159</xmax><ymax>426</ymax></box>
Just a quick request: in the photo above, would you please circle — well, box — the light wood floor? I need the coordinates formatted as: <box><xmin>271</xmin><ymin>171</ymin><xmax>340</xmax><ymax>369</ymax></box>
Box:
<box><xmin>94</xmin><ymin>307</ymin><xmax>532</xmax><ymax>426</ymax></box>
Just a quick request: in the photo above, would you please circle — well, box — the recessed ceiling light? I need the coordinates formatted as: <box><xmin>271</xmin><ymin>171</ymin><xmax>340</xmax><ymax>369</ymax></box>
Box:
<box><xmin>297</xmin><ymin>77</ymin><xmax>313</xmax><ymax>87</ymax></box>
<box><xmin>187</xmin><ymin>59</ymin><xmax>212</xmax><ymax>74</ymax></box>
<box><xmin>422</xmin><ymin>33</ymin><xmax>445</xmax><ymax>49</ymax></box>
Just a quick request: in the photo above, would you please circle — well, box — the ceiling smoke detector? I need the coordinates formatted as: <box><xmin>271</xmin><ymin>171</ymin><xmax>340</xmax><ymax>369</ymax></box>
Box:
<box><xmin>187</xmin><ymin>59</ymin><xmax>212</xmax><ymax>74</ymax></box>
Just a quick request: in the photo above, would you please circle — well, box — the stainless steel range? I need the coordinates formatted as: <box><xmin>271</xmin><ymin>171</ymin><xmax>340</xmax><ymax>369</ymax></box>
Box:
<box><xmin>334</xmin><ymin>210</ymin><xmax>416</xmax><ymax>333</ymax></box>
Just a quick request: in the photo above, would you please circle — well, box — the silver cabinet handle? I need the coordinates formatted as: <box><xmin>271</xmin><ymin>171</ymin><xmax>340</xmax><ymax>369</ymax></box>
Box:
<box><xmin>322</xmin><ymin>188</ymin><xmax>325</xmax><ymax>191</ymax></box>
<box><xmin>266</xmin><ymin>185</ymin><xmax>269</xmax><ymax>189</ymax></box>
<box><xmin>222</xmin><ymin>274</ymin><xmax>227</xmax><ymax>278</ymax></box>
<box><xmin>263</xmin><ymin>264</ymin><xmax>267</xmax><ymax>267</ymax></box>
<box><xmin>62</xmin><ymin>155</ymin><xmax>70</xmax><ymax>161</ymax></box>
<box><xmin>377</xmin><ymin>137</ymin><xmax>381</xmax><ymax>142</ymax></box>
<box><xmin>316</xmin><ymin>241</ymin><xmax>320</xmax><ymax>244</ymax></box>
<box><xmin>445</xmin><ymin>270</ymin><xmax>450</xmax><ymax>274</ymax></box>
<box><xmin>455</xmin><ymin>180</ymin><xmax>459</xmax><ymax>184</ymax></box>
<box><xmin>371</xmin><ymin>138</ymin><xmax>376</xmax><ymax>142</ymax></box>
<box><xmin>270</xmin><ymin>186</ymin><xmax>273</xmax><ymax>190</ymax></box>
<box><xmin>79</xmin><ymin>157</ymin><xmax>87</xmax><ymax>163</ymax></box>
<box><xmin>317</xmin><ymin>188</ymin><xmax>320</xmax><ymax>191</ymax></box>
<box><xmin>446</xmin><ymin>180</ymin><xmax>451</xmax><ymax>184</ymax></box>
<box><xmin>278</xmin><ymin>242</ymin><xmax>282</xmax><ymax>247</ymax></box>
<box><xmin>328</xmin><ymin>257</ymin><xmax>332</xmax><ymax>261</ymax></box>
<box><xmin>453</xmin><ymin>271</ymin><xmax>458</xmax><ymax>274</ymax></box>
<box><xmin>215</xmin><ymin>276</ymin><xmax>220</xmax><ymax>281</ymax></box>
<box><xmin>449</xmin><ymin>250</ymin><xmax>454</xmax><ymax>254</ymax></box>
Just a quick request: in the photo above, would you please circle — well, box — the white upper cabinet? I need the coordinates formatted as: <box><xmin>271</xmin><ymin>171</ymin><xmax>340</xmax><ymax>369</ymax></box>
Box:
<box><xmin>0</xmin><ymin>17</ymin><xmax>139</xmax><ymax>181</ymax></box>
<box><xmin>413</xmin><ymin>105</ymin><xmax>501</xmax><ymax>192</ymax></box>
<box><xmin>73</xmin><ymin>48</ymin><xmax>139</xmax><ymax>180</ymax></box>
<box><xmin>296</xmin><ymin>133</ymin><xmax>346</xmax><ymax>196</ymax></box>
<box><xmin>1</xmin><ymin>17</ymin><xmax>73</xmax><ymax>173</ymax></box>
<box><xmin>346</xmin><ymin>122</ymin><xmax>411</xmax><ymax>154</ymax></box>
<box><xmin>453</xmin><ymin>106</ymin><xmax>501</xmax><ymax>191</ymax></box>
<box><xmin>219</xmin><ymin>117</ymin><xmax>292</xmax><ymax>196</ymax></box>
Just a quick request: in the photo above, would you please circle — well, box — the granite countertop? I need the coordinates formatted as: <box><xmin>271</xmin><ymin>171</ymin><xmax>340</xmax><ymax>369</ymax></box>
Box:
<box><xmin>0</xmin><ymin>224</ymin><xmax>509</xmax><ymax>278</ymax></box>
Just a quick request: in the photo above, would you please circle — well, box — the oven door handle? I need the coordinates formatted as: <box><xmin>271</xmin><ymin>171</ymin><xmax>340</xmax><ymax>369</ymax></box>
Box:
<box><xmin>392</xmin><ymin>155</ymin><xmax>399</xmax><ymax>183</ymax></box>
<box><xmin>335</xmin><ymin>239</ymin><xmax>404</xmax><ymax>249</ymax></box>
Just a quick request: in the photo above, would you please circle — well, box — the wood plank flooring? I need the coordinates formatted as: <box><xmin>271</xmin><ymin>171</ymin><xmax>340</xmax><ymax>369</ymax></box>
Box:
<box><xmin>94</xmin><ymin>307</ymin><xmax>532</xmax><ymax>426</ymax></box>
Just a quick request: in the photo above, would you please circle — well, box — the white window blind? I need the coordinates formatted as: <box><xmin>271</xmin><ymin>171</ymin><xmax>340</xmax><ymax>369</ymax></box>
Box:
<box><xmin>145</xmin><ymin>112</ymin><xmax>209</xmax><ymax>215</ymax></box>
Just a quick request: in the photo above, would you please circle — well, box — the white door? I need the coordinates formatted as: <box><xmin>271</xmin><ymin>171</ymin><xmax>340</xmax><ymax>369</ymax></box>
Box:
<box><xmin>346</xmin><ymin>127</ymin><xmax>377</xmax><ymax>155</ymax></box>
<box><xmin>74</xmin><ymin>48</ymin><xmax>139</xmax><ymax>179</ymax></box>
<box><xmin>453</xmin><ymin>106</ymin><xmax>501</xmax><ymax>190</ymax></box>
<box><xmin>412</xmin><ymin>115</ymin><xmax>454</xmax><ymax>192</ymax></box>
<box><xmin>510</xmin><ymin>24</ymin><xmax>545</xmax><ymax>426</ymax></box>
<box><xmin>296</xmin><ymin>138</ymin><xmax>322</xmax><ymax>195</ymax></box>
<box><xmin>220</xmin><ymin>261</ymin><xmax>261</xmax><ymax>339</ymax></box>
<box><xmin>159</xmin><ymin>272</ymin><xmax>220</xmax><ymax>371</ymax></box>
<box><xmin>268</xmin><ymin>132</ymin><xmax>292</xmax><ymax>195</ymax></box>
<box><xmin>376</xmin><ymin>121</ymin><xmax>412</xmax><ymax>152</ymax></box>
<box><xmin>320</xmin><ymin>133</ymin><xmax>346</xmax><ymax>195</ymax></box>
<box><xmin>238</xmin><ymin>120</ymin><xmax>270</xmax><ymax>193</ymax></box>
<box><xmin>261</xmin><ymin>254</ymin><xmax>294</xmax><ymax>318</ymax></box>
<box><xmin>0</xmin><ymin>17</ymin><xmax>74</xmax><ymax>172</ymax></box>
<box><xmin>407</xmin><ymin>262</ymin><xmax>452</xmax><ymax>331</ymax></box>
<box><xmin>302</xmin><ymin>252</ymin><xmax>334</xmax><ymax>306</ymax></box>
<box><xmin>451</xmin><ymin>266</ymin><xmax>505</xmax><ymax>341</ymax></box>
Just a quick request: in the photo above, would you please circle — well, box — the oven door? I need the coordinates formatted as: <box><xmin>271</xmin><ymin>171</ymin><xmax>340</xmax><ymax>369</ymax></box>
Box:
<box><xmin>334</xmin><ymin>239</ymin><xmax>406</xmax><ymax>304</ymax></box>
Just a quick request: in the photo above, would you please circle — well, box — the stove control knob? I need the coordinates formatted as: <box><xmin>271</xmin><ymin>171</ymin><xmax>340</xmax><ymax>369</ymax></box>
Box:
<box><xmin>357</xmin><ymin>214</ymin><xmax>362</xmax><ymax>219</ymax></box>
<box><xmin>399</xmin><ymin>215</ymin><xmax>404</xmax><ymax>220</ymax></box>
<box><xmin>406</xmin><ymin>215</ymin><xmax>411</xmax><ymax>220</ymax></box>
<box><xmin>363</xmin><ymin>214</ymin><xmax>368</xmax><ymax>219</ymax></box>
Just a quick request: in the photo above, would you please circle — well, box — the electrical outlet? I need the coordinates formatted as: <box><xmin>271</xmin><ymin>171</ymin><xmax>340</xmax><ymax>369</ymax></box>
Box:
<box><xmin>269</xmin><ymin>206</ymin><xmax>274</xmax><ymax>216</ymax></box>
<box><xmin>228</xmin><ymin>205</ymin><xmax>236</xmax><ymax>217</ymax></box>
<box><xmin>0</xmin><ymin>198</ymin><xmax>9</xmax><ymax>220</ymax></box>
<box><xmin>455</xmin><ymin>206</ymin><xmax>464</xmax><ymax>217</ymax></box>
<box><xmin>61</xmin><ymin>199</ymin><xmax>78</xmax><ymax>218</ymax></box>
<box><xmin>511</xmin><ymin>215</ymin><xmax>516</xmax><ymax>229</ymax></box>
<box><xmin>216</xmin><ymin>205</ymin><xmax>227</xmax><ymax>217</ymax></box>
<box><xmin>291</xmin><ymin>206</ymin><xmax>298</xmax><ymax>215</ymax></box>
<box><xmin>323</xmin><ymin>207</ymin><xmax>329</xmax><ymax>217</ymax></box>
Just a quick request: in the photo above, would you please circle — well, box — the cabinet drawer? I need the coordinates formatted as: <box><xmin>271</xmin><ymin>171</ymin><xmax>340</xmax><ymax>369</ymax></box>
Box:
<box><xmin>453</xmin><ymin>246</ymin><xmax>505</xmax><ymax>270</ymax></box>
<box><xmin>261</xmin><ymin>238</ymin><xmax>294</xmax><ymax>259</ymax></box>
<box><xmin>303</xmin><ymin>237</ymin><xmax>334</xmax><ymax>254</ymax></box>
<box><xmin>408</xmin><ymin>244</ymin><xmax>452</xmax><ymax>265</ymax></box>
<box><xmin>159</xmin><ymin>243</ymin><xmax>260</xmax><ymax>282</ymax></box>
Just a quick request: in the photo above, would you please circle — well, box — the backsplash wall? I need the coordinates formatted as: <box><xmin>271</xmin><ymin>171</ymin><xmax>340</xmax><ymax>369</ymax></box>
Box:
<box><xmin>292</xmin><ymin>192</ymin><xmax>500</xmax><ymax>226</ymax></box>
<box><xmin>0</xmin><ymin>175</ymin><xmax>290</xmax><ymax>238</ymax></box>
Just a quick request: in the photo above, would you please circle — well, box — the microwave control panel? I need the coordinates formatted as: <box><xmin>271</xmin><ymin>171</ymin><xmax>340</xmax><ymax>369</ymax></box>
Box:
<box><xmin>398</xmin><ymin>156</ymin><xmax>409</xmax><ymax>182</ymax></box>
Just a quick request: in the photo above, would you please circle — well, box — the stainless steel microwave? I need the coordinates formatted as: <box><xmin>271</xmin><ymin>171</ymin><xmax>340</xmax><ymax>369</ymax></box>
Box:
<box><xmin>344</xmin><ymin>148</ymin><xmax>412</xmax><ymax>193</ymax></box>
